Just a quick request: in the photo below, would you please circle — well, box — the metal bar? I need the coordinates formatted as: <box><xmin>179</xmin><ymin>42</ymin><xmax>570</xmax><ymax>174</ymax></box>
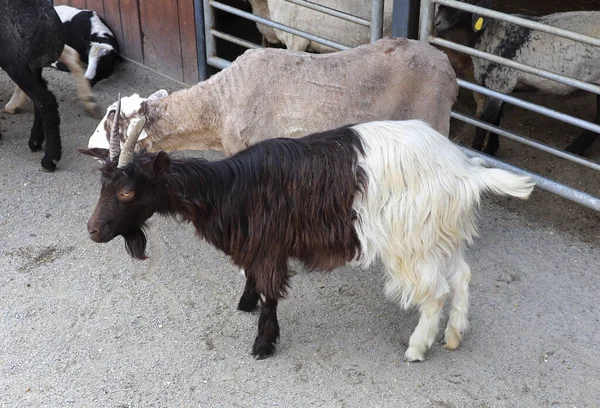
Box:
<box><xmin>210</xmin><ymin>29</ymin><xmax>263</xmax><ymax>50</ymax></box>
<box><xmin>207</xmin><ymin>56</ymin><xmax>232</xmax><ymax>70</ymax></box>
<box><xmin>194</xmin><ymin>0</ymin><xmax>208</xmax><ymax>81</ymax></box>
<box><xmin>210</xmin><ymin>1</ymin><xmax>350</xmax><ymax>50</ymax></box>
<box><xmin>392</xmin><ymin>0</ymin><xmax>420</xmax><ymax>39</ymax></box>
<box><xmin>459</xmin><ymin>146</ymin><xmax>600</xmax><ymax>212</ymax></box>
<box><xmin>431</xmin><ymin>37</ymin><xmax>600</xmax><ymax>96</ymax></box>
<box><xmin>458</xmin><ymin>79</ymin><xmax>600</xmax><ymax>135</ymax></box>
<box><xmin>435</xmin><ymin>0</ymin><xmax>600</xmax><ymax>48</ymax></box>
<box><xmin>370</xmin><ymin>0</ymin><xmax>385</xmax><ymax>42</ymax></box>
<box><xmin>203</xmin><ymin>0</ymin><xmax>217</xmax><ymax>63</ymax></box>
<box><xmin>451</xmin><ymin>111</ymin><xmax>600</xmax><ymax>171</ymax></box>
<box><xmin>419</xmin><ymin>0</ymin><xmax>434</xmax><ymax>42</ymax></box>
<box><xmin>282</xmin><ymin>0</ymin><xmax>370</xmax><ymax>27</ymax></box>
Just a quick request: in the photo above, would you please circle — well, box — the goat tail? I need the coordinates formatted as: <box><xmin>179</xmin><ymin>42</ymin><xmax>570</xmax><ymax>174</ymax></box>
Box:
<box><xmin>471</xmin><ymin>158</ymin><xmax>535</xmax><ymax>200</ymax></box>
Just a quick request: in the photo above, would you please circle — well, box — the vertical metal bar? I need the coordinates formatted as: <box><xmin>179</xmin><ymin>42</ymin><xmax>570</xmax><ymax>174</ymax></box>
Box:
<box><xmin>203</xmin><ymin>0</ymin><xmax>217</xmax><ymax>66</ymax></box>
<box><xmin>392</xmin><ymin>0</ymin><xmax>420</xmax><ymax>39</ymax></box>
<box><xmin>194</xmin><ymin>0</ymin><xmax>208</xmax><ymax>81</ymax></box>
<box><xmin>418</xmin><ymin>0</ymin><xmax>434</xmax><ymax>42</ymax></box>
<box><xmin>370</xmin><ymin>0</ymin><xmax>384</xmax><ymax>42</ymax></box>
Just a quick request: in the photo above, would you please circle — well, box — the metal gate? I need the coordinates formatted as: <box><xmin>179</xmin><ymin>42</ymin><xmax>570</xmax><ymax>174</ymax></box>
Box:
<box><xmin>200</xmin><ymin>0</ymin><xmax>386</xmax><ymax>70</ymax></box>
<box><xmin>420</xmin><ymin>0</ymin><xmax>600</xmax><ymax>211</ymax></box>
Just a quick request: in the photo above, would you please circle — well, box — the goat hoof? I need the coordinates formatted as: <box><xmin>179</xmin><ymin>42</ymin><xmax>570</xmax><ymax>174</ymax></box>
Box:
<box><xmin>483</xmin><ymin>144</ymin><xmax>499</xmax><ymax>156</ymax></box>
<box><xmin>564</xmin><ymin>143</ymin><xmax>585</xmax><ymax>156</ymax></box>
<box><xmin>252</xmin><ymin>336</ymin><xmax>276</xmax><ymax>359</ymax></box>
<box><xmin>29</xmin><ymin>141</ymin><xmax>43</xmax><ymax>152</ymax></box>
<box><xmin>41</xmin><ymin>157</ymin><xmax>57</xmax><ymax>172</ymax></box>
<box><xmin>237</xmin><ymin>296</ymin><xmax>259</xmax><ymax>312</ymax></box>
<box><xmin>404</xmin><ymin>347</ymin><xmax>425</xmax><ymax>362</ymax></box>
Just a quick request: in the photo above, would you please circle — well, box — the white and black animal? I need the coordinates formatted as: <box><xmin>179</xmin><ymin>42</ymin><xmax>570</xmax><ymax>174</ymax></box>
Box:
<box><xmin>434</xmin><ymin>0</ymin><xmax>600</xmax><ymax>156</ymax></box>
<box><xmin>54</xmin><ymin>5</ymin><xmax>120</xmax><ymax>86</ymax></box>
<box><xmin>81</xmin><ymin>114</ymin><xmax>534</xmax><ymax>361</ymax></box>
<box><xmin>0</xmin><ymin>0</ymin><xmax>70</xmax><ymax>171</ymax></box>
<box><xmin>87</xmin><ymin>38</ymin><xmax>457</xmax><ymax>155</ymax></box>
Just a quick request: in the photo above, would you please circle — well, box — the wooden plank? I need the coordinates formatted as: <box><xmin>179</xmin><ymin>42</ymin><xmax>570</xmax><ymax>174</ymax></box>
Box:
<box><xmin>139</xmin><ymin>0</ymin><xmax>184</xmax><ymax>81</ymax></box>
<box><xmin>53</xmin><ymin>0</ymin><xmax>71</xmax><ymax>6</ymax></box>
<box><xmin>85</xmin><ymin>0</ymin><xmax>105</xmax><ymax>14</ymax></box>
<box><xmin>178</xmin><ymin>0</ymin><xmax>199</xmax><ymax>84</ymax></box>
<box><xmin>71</xmin><ymin>0</ymin><xmax>87</xmax><ymax>9</ymax></box>
<box><xmin>102</xmin><ymin>0</ymin><xmax>125</xmax><ymax>59</ymax></box>
<box><xmin>119</xmin><ymin>0</ymin><xmax>144</xmax><ymax>62</ymax></box>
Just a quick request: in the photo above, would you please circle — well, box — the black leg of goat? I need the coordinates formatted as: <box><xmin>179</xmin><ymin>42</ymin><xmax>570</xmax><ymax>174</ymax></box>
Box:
<box><xmin>238</xmin><ymin>273</ymin><xmax>259</xmax><ymax>312</ymax></box>
<box><xmin>4</xmin><ymin>65</ymin><xmax>61</xmax><ymax>171</ymax></box>
<box><xmin>472</xmin><ymin>97</ymin><xmax>504</xmax><ymax>155</ymax></box>
<box><xmin>253</xmin><ymin>295</ymin><xmax>280</xmax><ymax>359</ymax></box>
<box><xmin>565</xmin><ymin>94</ymin><xmax>600</xmax><ymax>156</ymax></box>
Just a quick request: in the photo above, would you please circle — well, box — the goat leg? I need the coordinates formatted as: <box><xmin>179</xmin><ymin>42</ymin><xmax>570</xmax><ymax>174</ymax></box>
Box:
<box><xmin>237</xmin><ymin>272</ymin><xmax>260</xmax><ymax>312</ymax></box>
<box><xmin>472</xmin><ymin>97</ymin><xmax>503</xmax><ymax>155</ymax></box>
<box><xmin>252</xmin><ymin>295</ymin><xmax>280</xmax><ymax>359</ymax></box>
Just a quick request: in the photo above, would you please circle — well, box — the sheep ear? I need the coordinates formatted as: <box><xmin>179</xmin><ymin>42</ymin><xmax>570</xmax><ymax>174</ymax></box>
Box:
<box><xmin>472</xmin><ymin>0</ymin><xmax>492</xmax><ymax>32</ymax></box>
<box><xmin>78</xmin><ymin>148</ymin><xmax>109</xmax><ymax>160</ymax></box>
<box><xmin>152</xmin><ymin>151</ymin><xmax>171</xmax><ymax>175</ymax></box>
<box><xmin>147</xmin><ymin>89</ymin><xmax>168</xmax><ymax>101</ymax></box>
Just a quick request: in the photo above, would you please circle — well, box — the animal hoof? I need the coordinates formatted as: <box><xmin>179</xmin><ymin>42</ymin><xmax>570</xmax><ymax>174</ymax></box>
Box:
<box><xmin>564</xmin><ymin>143</ymin><xmax>585</xmax><ymax>156</ymax></box>
<box><xmin>404</xmin><ymin>347</ymin><xmax>425</xmax><ymax>362</ymax></box>
<box><xmin>238</xmin><ymin>298</ymin><xmax>259</xmax><ymax>312</ymax></box>
<box><xmin>41</xmin><ymin>157</ymin><xmax>57</xmax><ymax>172</ymax></box>
<box><xmin>252</xmin><ymin>336</ymin><xmax>276</xmax><ymax>359</ymax></box>
<box><xmin>86</xmin><ymin>101</ymin><xmax>103</xmax><ymax>119</ymax></box>
<box><xmin>29</xmin><ymin>141</ymin><xmax>43</xmax><ymax>152</ymax></box>
<box><xmin>2</xmin><ymin>106</ymin><xmax>18</xmax><ymax>114</ymax></box>
<box><xmin>483</xmin><ymin>144</ymin><xmax>499</xmax><ymax>156</ymax></box>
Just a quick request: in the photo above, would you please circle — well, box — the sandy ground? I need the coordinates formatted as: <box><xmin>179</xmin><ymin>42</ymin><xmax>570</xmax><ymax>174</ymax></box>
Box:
<box><xmin>1</xmin><ymin>61</ymin><xmax>599</xmax><ymax>407</ymax></box>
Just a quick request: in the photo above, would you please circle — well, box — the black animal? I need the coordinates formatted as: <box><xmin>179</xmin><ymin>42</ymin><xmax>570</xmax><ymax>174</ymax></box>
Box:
<box><xmin>0</xmin><ymin>0</ymin><xmax>65</xmax><ymax>171</ymax></box>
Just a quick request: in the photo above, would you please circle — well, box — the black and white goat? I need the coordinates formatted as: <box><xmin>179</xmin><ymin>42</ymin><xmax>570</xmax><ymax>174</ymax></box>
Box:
<box><xmin>434</xmin><ymin>0</ymin><xmax>600</xmax><ymax>156</ymax></box>
<box><xmin>81</xmin><ymin>108</ymin><xmax>534</xmax><ymax>361</ymax></box>
<box><xmin>1</xmin><ymin>0</ymin><xmax>73</xmax><ymax>171</ymax></box>
<box><xmin>54</xmin><ymin>5</ymin><xmax>120</xmax><ymax>86</ymax></box>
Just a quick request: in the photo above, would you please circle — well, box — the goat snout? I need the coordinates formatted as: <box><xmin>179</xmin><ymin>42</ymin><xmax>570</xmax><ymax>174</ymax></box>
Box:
<box><xmin>87</xmin><ymin>219</ymin><xmax>112</xmax><ymax>242</ymax></box>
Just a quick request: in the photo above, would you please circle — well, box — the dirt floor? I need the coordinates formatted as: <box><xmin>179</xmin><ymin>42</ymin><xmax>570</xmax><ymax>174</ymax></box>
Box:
<box><xmin>1</xmin><ymin>55</ymin><xmax>600</xmax><ymax>407</ymax></box>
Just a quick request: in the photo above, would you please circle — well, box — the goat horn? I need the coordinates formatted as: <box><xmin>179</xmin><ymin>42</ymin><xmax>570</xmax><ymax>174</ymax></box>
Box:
<box><xmin>117</xmin><ymin>116</ymin><xmax>147</xmax><ymax>168</ymax></box>
<box><xmin>108</xmin><ymin>93</ymin><xmax>122</xmax><ymax>161</ymax></box>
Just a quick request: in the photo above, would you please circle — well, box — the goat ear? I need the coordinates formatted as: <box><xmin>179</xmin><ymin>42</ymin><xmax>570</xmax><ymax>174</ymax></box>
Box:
<box><xmin>148</xmin><ymin>89</ymin><xmax>168</xmax><ymax>101</ymax></box>
<box><xmin>78</xmin><ymin>148</ymin><xmax>109</xmax><ymax>160</ymax></box>
<box><xmin>472</xmin><ymin>0</ymin><xmax>492</xmax><ymax>32</ymax></box>
<box><xmin>152</xmin><ymin>151</ymin><xmax>171</xmax><ymax>175</ymax></box>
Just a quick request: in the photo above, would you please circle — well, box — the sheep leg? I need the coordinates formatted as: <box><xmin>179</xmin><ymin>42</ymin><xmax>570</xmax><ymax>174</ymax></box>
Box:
<box><xmin>472</xmin><ymin>97</ymin><xmax>503</xmax><ymax>155</ymax></box>
<box><xmin>58</xmin><ymin>45</ymin><xmax>101</xmax><ymax>118</ymax></box>
<box><xmin>565</xmin><ymin>94</ymin><xmax>600</xmax><ymax>155</ymax></box>
<box><xmin>3</xmin><ymin>84</ymin><xmax>28</xmax><ymax>114</ymax></box>
<box><xmin>405</xmin><ymin>295</ymin><xmax>447</xmax><ymax>362</ymax></box>
<box><xmin>5</xmin><ymin>65</ymin><xmax>62</xmax><ymax>171</ymax></box>
<box><xmin>252</xmin><ymin>295</ymin><xmax>280</xmax><ymax>359</ymax></box>
<box><xmin>237</xmin><ymin>272</ymin><xmax>260</xmax><ymax>312</ymax></box>
<box><xmin>444</xmin><ymin>251</ymin><xmax>471</xmax><ymax>351</ymax></box>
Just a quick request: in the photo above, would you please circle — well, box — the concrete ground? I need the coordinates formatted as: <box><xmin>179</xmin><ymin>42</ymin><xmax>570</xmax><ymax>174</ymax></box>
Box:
<box><xmin>1</xmin><ymin>62</ymin><xmax>599</xmax><ymax>408</ymax></box>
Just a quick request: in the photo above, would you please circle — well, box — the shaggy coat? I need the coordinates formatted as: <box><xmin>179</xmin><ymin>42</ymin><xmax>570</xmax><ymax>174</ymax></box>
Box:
<box><xmin>83</xmin><ymin>120</ymin><xmax>534</xmax><ymax>361</ymax></box>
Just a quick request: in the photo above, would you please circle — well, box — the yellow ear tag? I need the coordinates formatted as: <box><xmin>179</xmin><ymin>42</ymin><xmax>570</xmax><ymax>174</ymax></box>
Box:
<box><xmin>474</xmin><ymin>17</ymin><xmax>484</xmax><ymax>31</ymax></box>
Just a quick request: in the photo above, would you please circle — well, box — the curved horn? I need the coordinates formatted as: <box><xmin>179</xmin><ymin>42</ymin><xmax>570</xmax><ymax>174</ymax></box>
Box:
<box><xmin>117</xmin><ymin>116</ymin><xmax>147</xmax><ymax>168</ymax></box>
<box><xmin>108</xmin><ymin>93</ymin><xmax>122</xmax><ymax>161</ymax></box>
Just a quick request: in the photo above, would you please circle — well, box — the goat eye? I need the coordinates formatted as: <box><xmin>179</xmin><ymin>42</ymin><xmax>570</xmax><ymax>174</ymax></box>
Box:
<box><xmin>119</xmin><ymin>190</ymin><xmax>135</xmax><ymax>199</ymax></box>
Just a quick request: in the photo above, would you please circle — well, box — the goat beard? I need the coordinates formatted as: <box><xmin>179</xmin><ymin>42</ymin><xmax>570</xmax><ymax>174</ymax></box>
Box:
<box><xmin>123</xmin><ymin>227</ymin><xmax>148</xmax><ymax>260</ymax></box>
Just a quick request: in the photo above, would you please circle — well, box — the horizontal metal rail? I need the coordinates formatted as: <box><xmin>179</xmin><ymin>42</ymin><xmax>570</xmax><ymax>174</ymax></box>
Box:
<box><xmin>282</xmin><ymin>0</ymin><xmax>371</xmax><ymax>27</ymax></box>
<box><xmin>210</xmin><ymin>0</ymin><xmax>350</xmax><ymax>51</ymax></box>
<box><xmin>431</xmin><ymin>37</ymin><xmax>600</xmax><ymax>96</ymax></box>
<box><xmin>458</xmin><ymin>79</ymin><xmax>600</xmax><ymax>135</ymax></box>
<box><xmin>459</xmin><ymin>146</ymin><xmax>600</xmax><ymax>212</ymax></box>
<box><xmin>451</xmin><ymin>111</ymin><xmax>600</xmax><ymax>171</ymax></box>
<box><xmin>435</xmin><ymin>0</ymin><xmax>600</xmax><ymax>48</ymax></box>
<box><xmin>208</xmin><ymin>56</ymin><xmax>233</xmax><ymax>70</ymax></box>
<box><xmin>210</xmin><ymin>29</ymin><xmax>262</xmax><ymax>50</ymax></box>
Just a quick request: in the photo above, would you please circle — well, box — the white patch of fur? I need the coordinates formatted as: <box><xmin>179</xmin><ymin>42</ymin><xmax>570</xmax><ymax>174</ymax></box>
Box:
<box><xmin>54</xmin><ymin>5</ymin><xmax>80</xmax><ymax>22</ymax></box>
<box><xmin>349</xmin><ymin>120</ymin><xmax>533</xmax><ymax>359</ymax></box>
<box><xmin>85</xmin><ymin>43</ymin><xmax>115</xmax><ymax>80</ymax></box>
<box><xmin>90</xmin><ymin>14</ymin><xmax>112</xmax><ymax>38</ymax></box>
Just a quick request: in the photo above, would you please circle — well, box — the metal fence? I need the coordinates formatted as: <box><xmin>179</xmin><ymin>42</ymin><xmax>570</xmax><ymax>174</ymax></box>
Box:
<box><xmin>201</xmin><ymin>0</ymin><xmax>385</xmax><ymax>71</ymax></box>
<box><xmin>419</xmin><ymin>0</ymin><xmax>600</xmax><ymax>211</ymax></box>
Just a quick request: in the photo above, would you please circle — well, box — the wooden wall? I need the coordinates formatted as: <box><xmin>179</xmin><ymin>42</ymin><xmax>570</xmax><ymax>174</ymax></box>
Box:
<box><xmin>55</xmin><ymin>0</ymin><xmax>199</xmax><ymax>85</ymax></box>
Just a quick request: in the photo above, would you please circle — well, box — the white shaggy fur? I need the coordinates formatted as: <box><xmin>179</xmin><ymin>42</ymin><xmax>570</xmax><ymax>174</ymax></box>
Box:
<box><xmin>350</xmin><ymin>120</ymin><xmax>534</xmax><ymax>361</ymax></box>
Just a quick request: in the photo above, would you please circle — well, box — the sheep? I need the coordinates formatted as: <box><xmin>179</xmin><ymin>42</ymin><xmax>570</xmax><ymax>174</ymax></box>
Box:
<box><xmin>0</xmin><ymin>0</ymin><xmax>98</xmax><ymax>171</ymax></box>
<box><xmin>3</xmin><ymin>44</ymin><xmax>100</xmax><ymax>117</ymax></box>
<box><xmin>434</xmin><ymin>0</ymin><xmax>600</xmax><ymax>156</ymax></box>
<box><xmin>54</xmin><ymin>5</ymin><xmax>120</xmax><ymax>87</ymax></box>
<box><xmin>247</xmin><ymin>0</ymin><xmax>393</xmax><ymax>52</ymax></box>
<box><xmin>87</xmin><ymin>37</ymin><xmax>458</xmax><ymax>155</ymax></box>
<box><xmin>80</xmin><ymin>111</ymin><xmax>535</xmax><ymax>361</ymax></box>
